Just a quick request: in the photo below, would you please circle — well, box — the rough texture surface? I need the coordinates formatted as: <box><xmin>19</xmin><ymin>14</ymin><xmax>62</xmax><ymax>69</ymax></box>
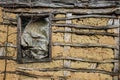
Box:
<box><xmin>72</xmin><ymin>35</ymin><xmax>115</xmax><ymax>45</ymax></box>
<box><xmin>70</xmin><ymin>47</ymin><xmax>114</xmax><ymax>60</ymax></box>
<box><xmin>52</xmin><ymin>14</ymin><xmax>115</xmax><ymax>79</ymax></box>
<box><xmin>18</xmin><ymin>60</ymin><xmax>63</xmax><ymax>69</ymax></box>
<box><xmin>0</xmin><ymin>10</ymin><xmax>118</xmax><ymax>80</ymax></box>
<box><xmin>68</xmin><ymin>72</ymin><xmax>112</xmax><ymax>80</ymax></box>
<box><xmin>0</xmin><ymin>7</ymin><xmax>17</xmax><ymax>80</ymax></box>
<box><xmin>72</xmin><ymin>18</ymin><xmax>109</xmax><ymax>26</ymax></box>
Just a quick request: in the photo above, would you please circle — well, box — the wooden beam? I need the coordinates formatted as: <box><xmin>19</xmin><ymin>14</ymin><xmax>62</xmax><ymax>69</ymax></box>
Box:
<box><xmin>16</xmin><ymin>15</ymin><xmax>22</xmax><ymax>63</ymax></box>
<box><xmin>52</xmin><ymin>23</ymin><xmax>119</xmax><ymax>30</ymax></box>
<box><xmin>0</xmin><ymin>1</ymin><xmax>119</xmax><ymax>8</ymax></box>
<box><xmin>113</xmin><ymin>19</ymin><xmax>120</xmax><ymax>80</ymax></box>
<box><xmin>0</xmin><ymin>56</ymin><xmax>16</xmax><ymax>61</ymax></box>
<box><xmin>0</xmin><ymin>22</ymin><xmax>17</xmax><ymax>26</ymax></box>
<box><xmin>17</xmin><ymin>67</ymin><xmax>119</xmax><ymax>76</ymax></box>
<box><xmin>3</xmin><ymin>8</ymin><xmax>119</xmax><ymax>15</ymax></box>
<box><xmin>63</xmin><ymin>13</ymin><xmax>72</xmax><ymax>77</ymax></box>
<box><xmin>53</xmin><ymin>42</ymin><xmax>117</xmax><ymax>49</ymax></box>
<box><xmin>53</xmin><ymin>30</ymin><xmax>119</xmax><ymax>37</ymax></box>
<box><xmin>53</xmin><ymin>57</ymin><xmax>119</xmax><ymax>63</ymax></box>
<box><xmin>52</xmin><ymin>15</ymin><xmax>117</xmax><ymax>21</ymax></box>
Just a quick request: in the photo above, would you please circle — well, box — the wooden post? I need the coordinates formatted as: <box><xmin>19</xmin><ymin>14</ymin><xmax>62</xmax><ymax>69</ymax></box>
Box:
<box><xmin>113</xmin><ymin>19</ymin><xmax>119</xmax><ymax>80</ymax></box>
<box><xmin>118</xmin><ymin>19</ymin><xmax>120</xmax><ymax>80</ymax></box>
<box><xmin>17</xmin><ymin>15</ymin><xmax>22</xmax><ymax>63</ymax></box>
<box><xmin>48</xmin><ymin>13</ymin><xmax>52</xmax><ymax>61</ymax></box>
<box><xmin>63</xmin><ymin>13</ymin><xmax>72</xmax><ymax>77</ymax></box>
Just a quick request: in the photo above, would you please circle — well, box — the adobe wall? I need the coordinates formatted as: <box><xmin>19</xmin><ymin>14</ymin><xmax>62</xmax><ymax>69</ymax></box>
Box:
<box><xmin>0</xmin><ymin>7</ymin><xmax>17</xmax><ymax>80</ymax></box>
<box><xmin>0</xmin><ymin>8</ymin><xmax>119</xmax><ymax>80</ymax></box>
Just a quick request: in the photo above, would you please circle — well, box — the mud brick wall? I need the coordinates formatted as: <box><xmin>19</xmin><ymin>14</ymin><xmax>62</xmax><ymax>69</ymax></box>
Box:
<box><xmin>51</xmin><ymin>14</ymin><xmax>116</xmax><ymax>80</ymax></box>
<box><xmin>0</xmin><ymin>8</ymin><xmax>119</xmax><ymax>80</ymax></box>
<box><xmin>0</xmin><ymin>8</ymin><xmax>18</xmax><ymax>80</ymax></box>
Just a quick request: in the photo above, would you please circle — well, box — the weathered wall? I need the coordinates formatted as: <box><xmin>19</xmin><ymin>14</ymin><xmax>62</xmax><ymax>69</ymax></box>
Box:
<box><xmin>0</xmin><ymin>8</ymin><xmax>119</xmax><ymax>80</ymax></box>
<box><xmin>0</xmin><ymin>7</ymin><xmax>18</xmax><ymax>80</ymax></box>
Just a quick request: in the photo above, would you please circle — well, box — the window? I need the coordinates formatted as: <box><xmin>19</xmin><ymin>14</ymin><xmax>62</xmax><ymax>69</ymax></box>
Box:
<box><xmin>17</xmin><ymin>14</ymin><xmax>51</xmax><ymax>63</ymax></box>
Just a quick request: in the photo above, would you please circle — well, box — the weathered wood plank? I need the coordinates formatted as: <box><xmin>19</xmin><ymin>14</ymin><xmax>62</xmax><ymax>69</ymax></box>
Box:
<box><xmin>0</xmin><ymin>56</ymin><xmax>16</xmax><ymax>61</ymax></box>
<box><xmin>63</xmin><ymin>13</ymin><xmax>72</xmax><ymax>77</ymax></box>
<box><xmin>17</xmin><ymin>70</ymin><xmax>53</xmax><ymax>78</ymax></box>
<box><xmin>0</xmin><ymin>22</ymin><xmax>17</xmax><ymax>26</ymax></box>
<box><xmin>53</xmin><ymin>57</ymin><xmax>119</xmax><ymax>63</ymax></box>
<box><xmin>53</xmin><ymin>42</ymin><xmax>117</xmax><ymax>49</ymax></box>
<box><xmin>16</xmin><ymin>15</ymin><xmax>22</xmax><ymax>63</ymax></box>
<box><xmin>17</xmin><ymin>67</ymin><xmax>119</xmax><ymax>76</ymax></box>
<box><xmin>75</xmin><ymin>1</ymin><xmax>119</xmax><ymax>8</ymax></box>
<box><xmin>48</xmin><ymin>13</ymin><xmax>53</xmax><ymax>62</ymax></box>
<box><xmin>53</xmin><ymin>30</ymin><xmax>118</xmax><ymax>37</ymax></box>
<box><xmin>2</xmin><ymin>17</ymin><xmax>17</xmax><ymax>23</ymax></box>
<box><xmin>19</xmin><ymin>13</ymin><xmax>50</xmax><ymax>17</ymax></box>
<box><xmin>3</xmin><ymin>8</ymin><xmax>120</xmax><ymax>15</ymax></box>
<box><xmin>113</xmin><ymin>19</ymin><xmax>119</xmax><ymax>80</ymax></box>
<box><xmin>0</xmin><ymin>45</ymin><xmax>17</xmax><ymax>48</ymax></box>
<box><xmin>52</xmin><ymin>23</ymin><xmax>119</xmax><ymax>30</ymax></box>
<box><xmin>52</xmin><ymin>15</ymin><xmax>117</xmax><ymax>21</ymax></box>
<box><xmin>0</xmin><ymin>1</ymin><xmax>119</xmax><ymax>8</ymax></box>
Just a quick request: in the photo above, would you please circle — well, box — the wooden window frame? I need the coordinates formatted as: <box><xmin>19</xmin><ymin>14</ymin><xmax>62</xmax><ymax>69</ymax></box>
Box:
<box><xmin>17</xmin><ymin>14</ymin><xmax>52</xmax><ymax>63</ymax></box>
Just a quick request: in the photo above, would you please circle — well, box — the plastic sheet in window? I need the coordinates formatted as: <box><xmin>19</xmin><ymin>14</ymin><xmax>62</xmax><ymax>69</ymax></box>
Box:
<box><xmin>21</xmin><ymin>18</ymin><xmax>49</xmax><ymax>60</ymax></box>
